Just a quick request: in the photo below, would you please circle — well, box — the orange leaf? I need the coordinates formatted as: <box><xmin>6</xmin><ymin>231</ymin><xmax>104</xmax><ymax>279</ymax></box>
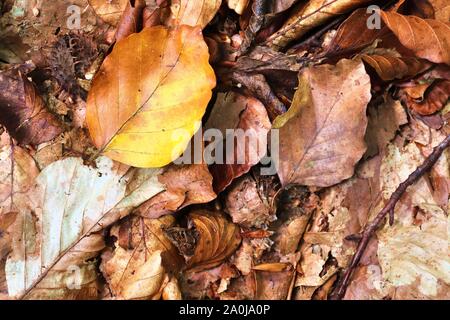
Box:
<box><xmin>86</xmin><ymin>25</ymin><xmax>216</xmax><ymax>168</ymax></box>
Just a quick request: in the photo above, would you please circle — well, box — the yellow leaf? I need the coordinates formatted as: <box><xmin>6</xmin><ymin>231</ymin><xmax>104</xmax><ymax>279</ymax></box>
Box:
<box><xmin>86</xmin><ymin>25</ymin><xmax>216</xmax><ymax>168</ymax></box>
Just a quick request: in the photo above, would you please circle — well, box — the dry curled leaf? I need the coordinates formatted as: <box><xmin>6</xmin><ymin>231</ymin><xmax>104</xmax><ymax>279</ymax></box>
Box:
<box><xmin>185</xmin><ymin>211</ymin><xmax>241</xmax><ymax>273</ymax></box>
<box><xmin>0</xmin><ymin>132</ymin><xmax>40</xmax><ymax>215</ymax></box>
<box><xmin>361</xmin><ymin>53</ymin><xmax>431</xmax><ymax>81</ymax></box>
<box><xmin>0</xmin><ymin>64</ymin><xmax>62</xmax><ymax>146</ymax></box>
<box><xmin>86</xmin><ymin>25</ymin><xmax>216</xmax><ymax>168</ymax></box>
<box><xmin>380</xmin><ymin>11</ymin><xmax>450</xmax><ymax>65</ymax></box>
<box><xmin>274</xmin><ymin>59</ymin><xmax>371</xmax><ymax>187</ymax></box>
<box><xmin>404</xmin><ymin>79</ymin><xmax>450</xmax><ymax>115</ymax></box>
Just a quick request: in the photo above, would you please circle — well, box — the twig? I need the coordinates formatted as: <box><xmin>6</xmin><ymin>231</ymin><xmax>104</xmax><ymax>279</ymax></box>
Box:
<box><xmin>329</xmin><ymin>134</ymin><xmax>450</xmax><ymax>300</ymax></box>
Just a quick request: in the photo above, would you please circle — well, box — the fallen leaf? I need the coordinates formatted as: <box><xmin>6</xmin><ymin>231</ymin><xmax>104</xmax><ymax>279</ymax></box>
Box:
<box><xmin>0</xmin><ymin>212</ymin><xmax>17</xmax><ymax>299</ymax></box>
<box><xmin>378</xmin><ymin>213</ymin><xmax>450</xmax><ymax>298</ymax></box>
<box><xmin>267</xmin><ymin>0</ymin><xmax>372</xmax><ymax>50</ymax></box>
<box><xmin>0</xmin><ymin>132</ymin><xmax>40</xmax><ymax>215</ymax></box>
<box><xmin>224</xmin><ymin>175</ymin><xmax>276</xmax><ymax>228</ymax></box>
<box><xmin>207</xmin><ymin>92</ymin><xmax>271</xmax><ymax>192</ymax></box>
<box><xmin>226</xmin><ymin>0</ymin><xmax>250</xmax><ymax>15</ymax></box>
<box><xmin>271</xmin><ymin>186</ymin><xmax>319</xmax><ymax>256</ymax></box>
<box><xmin>427</xmin><ymin>0</ymin><xmax>450</xmax><ymax>22</ymax></box>
<box><xmin>86</xmin><ymin>25</ymin><xmax>216</xmax><ymax>168</ymax></box>
<box><xmin>403</xmin><ymin>79</ymin><xmax>450</xmax><ymax>115</ymax></box>
<box><xmin>101</xmin><ymin>215</ymin><xmax>181</xmax><ymax>299</ymax></box>
<box><xmin>365</xmin><ymin>97</ymin><xmax>408</xmax><ymax>157</ymax></box>
<box><xmin>5</xmin><ymin>156</ymin><xmax>166</xmax><ymax>299</ymax></box>
<box><xmin>0</xmin><ymin>64</ymin><xmax>63</xmax><ymax>146</ymax></box>
<box><xmin>325</xmin><ymin>8</ymin><xmax>392</xmax><ymax>58</ymax></box>
<box><xmin>184</xmin><ymin>211</ymin><xmax>242</xmax><ymax>273</ymax></box>
<box><xmin>274</xmin><ymin>59</ymin><xmax>371</xmax><ymax>187</ymax></box>
<box><xmin>168</xmin><ymin>0</ymin><xmax>221</xmax><ymax>29</ymax></box>
<box><xmin>88</xmin><ymin>0</ymin><xmax>129</xmax><ymax>26</ymax></box>
<box><xmin>380</xmin><ymin>11</ymin><xmax>450</xmax><ymax>65</ymax></box>
<box><xmin>135</xmin><ymin>164</ymin><xmax>216</xmax><ymax>219</ymax></box>
<box><xmin>361</xmin><ymin>53</ymin><xmax>431</xmax><ymax>81</ymax></box>
<box><xmin>114</xmin><ymin>0</ymin><xmax>147</xmax><ymax>41</ymax></box>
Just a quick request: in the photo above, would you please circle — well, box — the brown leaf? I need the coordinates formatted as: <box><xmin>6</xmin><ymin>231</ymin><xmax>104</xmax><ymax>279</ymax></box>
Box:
<box><xmin>101</xmin><ymin>215</ymin><xmax>181</xmax><ymax>299</ymax></box>
<box><xmin>267</xmin><ymin>0</ymin><xmax>372</xmax><ymax>50</ymax></box>
<box><xmin>0</xmin><ymin>64</ymin><xmax>63</xmax><ymax>146</ymax></box>
<box><xmin>274</xmin><ymin>59</ymin><xmax>371</xmax><ymax>187</ymax></box>
<box><xmin>427</xmin><ymin>0</ymin><xmax>450</xmax><ymax>22</ymax></box>
<box><xmin>325</xmin><ymin>8</ymin><xmax>392</xmax><ymax>58</ymax></box>
<box><xmin>224</xmin><ymin>175</ymin><xmax>276</xmax><ymax>228</ymax></box>
<box><xmin>0</xmin><ymin>131</ymin><xmax>40</xmax><ymax>215</ymax></box>
<box><xmin>380</xmin><ymin>11</ymin><xmax>450</xmax><ymax>65</ymax></box>
<box><xmin>365</xmin><ymin>97</ymin><xmax>408</xmax><ymax>158</ymax></box>
<box><xmin>271</xmin><ymin>186</ymin><xmax>319</xmax><ymax>256</ymax></box>
<box><xmin>135</xmin><ymin>164</ymin><xmax>216</xmax><ymax>219</ymax></box>
<box><xmin>207</xmin><ymin>92</ymin><xmax>271</xmax><ymax>192</ymax></box>
<box><xmin>403</xmin><ymin>79</ymin><xmax>450</xmax><ymax>115</ymax></box>
<box><xmin>361</xmin><ymin>53</ymin><xmax>431</xmax><ymax>81</ymax></box>
<box><xmin>114</xmin><ymin>0</ymin><xmax>147</xmax><ymax>41</ymax></box>
<box><xmin>182</xmin><ymin>211</ymin><xmax>242</xmax><ymax>273</ymax></box>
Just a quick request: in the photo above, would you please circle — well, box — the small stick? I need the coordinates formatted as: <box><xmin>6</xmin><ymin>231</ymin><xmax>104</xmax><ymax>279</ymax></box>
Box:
<box><xmin>329</xmin><ymin>134</ymin><xmax>450</xmax><ymax>300</ymax></box>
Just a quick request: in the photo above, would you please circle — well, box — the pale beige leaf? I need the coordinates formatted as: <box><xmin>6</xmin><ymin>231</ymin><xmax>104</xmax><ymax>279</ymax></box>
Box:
<box><xmin>5</xmin><ymin>157</ymin><xmax>165</xmax><ymax>299</ymax></box>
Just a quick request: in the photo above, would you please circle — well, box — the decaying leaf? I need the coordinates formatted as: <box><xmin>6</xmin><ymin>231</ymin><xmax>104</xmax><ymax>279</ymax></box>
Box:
<box><xmin>365</xmin><ymin>97</ymin><xmax>408</xmax><ymax>157</ymax></box>
<box><xmin>378</xmin><ymin>214</ymin><xmax>450</xmax><ymax>298</ymax></box>
<box><xmin>0</xmin><ymin>212</ymin><xmax>17</xmax><ymax>298</ymax></box>
<box><xmin>86</xmin><ymin>25</ymin><xmax>216</xmax><ymax>168</ymax></box>
<box><xmin>5</xmin><ymin>157</ymin><xmax>166</xmax><ymax>299</ymax></box>
<box><xmin>224</xmin><ymin>175</ymin><xmax>276</xmax><ymax>229</ymax></box>
<box><xmin>0</xmin><ymin>64</ymin><xmax>63</xmax><ymax>146</ymax></box>
<box><xmin>0</xmin><ymin>132</ymin><xmax>40</xmax><ymax>215</ymax></box>
<box><xmin>267</xmin><ymin>0</ymin><xmax>372</xmax><ymax>50</ymax></box>
<box><xmin>274</xmin><ymin>59</ymin><xmax>371</xmax><ymax>187</ymax></box>
<box><xmin>101</xmin><ymin>215</ymin><xmax>181</xmax><ymax>300</ymax></box>
<box><xmin>380</xmin><ymin>11</ymin><xmax>450</xmax><ymax>65</ymax></box>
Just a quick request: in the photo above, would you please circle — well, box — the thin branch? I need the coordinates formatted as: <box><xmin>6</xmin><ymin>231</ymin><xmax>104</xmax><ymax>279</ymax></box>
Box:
<box><xmin>329</xmin><ymin>134</ymin><xmax>450</xmax><ymax>300</ymax></box>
